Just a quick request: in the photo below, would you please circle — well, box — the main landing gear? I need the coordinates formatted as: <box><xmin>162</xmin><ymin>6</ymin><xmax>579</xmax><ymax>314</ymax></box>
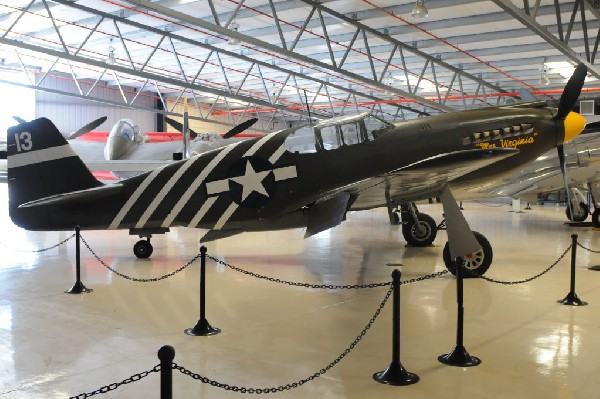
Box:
<box><xmin>129</xmin><ymin>228</ymin><xmax>169</xmax><ymax>259</ymax></box>
<box><xmin>388</xmin><ymin>200</ymin><xmax>493</xmax><ymax>277</ymax></box>
<box><xmin>392</xmin><ymin>203</ymin><xmax>438</xmax><ymax>247</ymax></box>
<box><xmin>442</xmin><ymin>231</ymin><xmax>493</xmax><ymax>278</ymax></box>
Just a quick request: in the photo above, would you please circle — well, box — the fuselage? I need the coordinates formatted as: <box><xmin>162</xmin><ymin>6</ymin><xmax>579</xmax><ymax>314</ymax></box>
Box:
<box><xmin>9</xmin><ymin>104</ymin><xmax>578</xmax><ymax>234</ymax></box>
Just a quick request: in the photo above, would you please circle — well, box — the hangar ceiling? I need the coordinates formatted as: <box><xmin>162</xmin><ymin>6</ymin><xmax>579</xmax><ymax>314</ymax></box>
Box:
<box><xmin>0</xmin><ymin>0</ymin><xmax>599</xmax><ymax>132</ymax></box>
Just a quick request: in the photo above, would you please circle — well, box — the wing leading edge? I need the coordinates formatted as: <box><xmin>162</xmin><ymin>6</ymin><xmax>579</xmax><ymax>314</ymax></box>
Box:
<box><xmin>348</xmin><ymin>148</ymin><xmax>520</xmax><ymax>210</ymax></box>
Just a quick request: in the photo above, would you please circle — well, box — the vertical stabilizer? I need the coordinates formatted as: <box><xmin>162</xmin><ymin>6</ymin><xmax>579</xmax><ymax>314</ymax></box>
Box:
<box><xmin>7</xmin><ymin>118</ymin><xmax>102</xmax><ymax>227</ymax></box>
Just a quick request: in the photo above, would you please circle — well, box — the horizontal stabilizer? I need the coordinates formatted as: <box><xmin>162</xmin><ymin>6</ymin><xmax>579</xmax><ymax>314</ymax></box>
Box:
<box><xmin>305</xmin><ymin>192</ymin><xmax>352</xmax><ymax>238</ymax></box>
<box><xmin>19</xmin><ymin>183</ymin><xmax>123</xmax><ymax>208</ymax></box>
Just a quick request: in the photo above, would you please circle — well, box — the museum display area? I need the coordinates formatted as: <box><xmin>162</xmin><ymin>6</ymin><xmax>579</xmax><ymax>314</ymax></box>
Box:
<box><xmin>2</xmin><ymin>180</ymin><xmax>600</xmax><ymax>398</ymax></box>
<box><xmin>2</xmin><ymin>1</ymin><xmax>600</xmax><ymax>398</ymax></box>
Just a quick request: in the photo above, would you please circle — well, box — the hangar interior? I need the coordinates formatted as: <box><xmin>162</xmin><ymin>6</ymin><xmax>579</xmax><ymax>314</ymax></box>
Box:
<box><xmin>2</xmin><ymin>0</ymin><xmax>600</xmax><ymax>398</ymax></box>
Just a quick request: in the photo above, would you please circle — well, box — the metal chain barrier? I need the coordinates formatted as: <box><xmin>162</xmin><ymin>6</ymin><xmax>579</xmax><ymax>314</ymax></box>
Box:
<box><xmin>80</xmin><ymin>235</ymin><xmax>200</xmax><ymax>282</ymax></box>
<box><xmin>208</xmin><ymin>254</ymin><xmax>448</xmax><ymax>289</ymax></box>
<box><xmin>477</xmin><ymin>244</ymin><xmax>572</xmax><ymax>285</ymax></box>
<box><xmin>576</xmin><ymin>242</ymin><xmax>600</xmax><ymax>254</ymax></box>
<box><xmin>473</xmin><ymin>200</ymin><xmax>509</xmax><ymax>208</ymax></box>
<box><xmin>173</xmin><ymin>285</ymin><xmax>394</xmax><ymax>394</ymax></box>
<box><xmin>69</xmin><ymin>365</ymin><xmax>161</xmax><ymax>399</ymax></box>
<box><xmin>0</xmin><ymin>233</ymin><xmax>75</xmax><ymax>252</ymax></box>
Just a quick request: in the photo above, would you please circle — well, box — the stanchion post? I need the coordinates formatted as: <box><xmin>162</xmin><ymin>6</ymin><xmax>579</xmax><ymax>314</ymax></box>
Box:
<box><xmin>438</xmin><ymin>257</ymin><xmax>480</xmax><ymax>367</ymax></box>
<box><xmin>158</xmin><ymin>345</ymin><xmax>175</xmax><ymax>399</ymax></box>
<box><xmin>185</xmin><ymin>246</ymin><xmax>221</xmax><ymax>336</ymax></box>
<box><xmin>373</xmin><ymin>269</ymin><xmax>419</xmax><ymax>386</ymax></box>
<box><xmin>558</xmin><ymin>234</ymin><xmax>588</xmax><ymax>306</ymax></box>
<box><xmin>65</xmin><ymin>226</ymin><xmax>92</xmax><ymax>294</ymax></box>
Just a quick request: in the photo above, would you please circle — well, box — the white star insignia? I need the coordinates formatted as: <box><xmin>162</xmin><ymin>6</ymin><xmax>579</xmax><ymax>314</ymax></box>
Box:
<box><xmin>230</xmin><ymin>160</ymin><xmax>270</xmax><ymax>201</ymax></box>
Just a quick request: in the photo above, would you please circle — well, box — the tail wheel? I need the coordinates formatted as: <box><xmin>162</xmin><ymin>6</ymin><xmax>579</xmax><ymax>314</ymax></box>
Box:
<box><xmin>443</xmin><ymin>231</ymin><xmax>493</xmax><ymax>278</ymax></box>
<box><xmin>402</xmin><ymin>213</ymin><xmax>437</xmax><ymax>247</ymax></box>
<box><xmin>133</xmin><ymin>239</ymin><xmax>153</xmax><ymax>259</ymax></box>
<box><xmin>565</xmin><ymin>202</ymin><xmax>588</xmax><ymax>222</ymax></box>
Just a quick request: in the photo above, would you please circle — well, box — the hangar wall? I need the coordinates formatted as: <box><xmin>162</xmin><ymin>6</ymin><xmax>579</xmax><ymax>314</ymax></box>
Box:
<box><xmin>35</xmin><ymin>72</ymin><xmax>157</xmax><ymax>134</ymax></box>
<box><xmin>33</xmin><ymin>72</ymin><xmax>286</xmax><ymax>136</ymax></box>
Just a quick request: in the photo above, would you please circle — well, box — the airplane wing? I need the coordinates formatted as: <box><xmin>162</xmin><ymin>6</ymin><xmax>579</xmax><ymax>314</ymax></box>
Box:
<box><xmin>69</xmin><ymin>140</ymin><xmax>107</xmax><ymax>161</ymax></box>
<box><xmin>119</xmin><ymin>141</ymin><xmax>182</xmax><ymax>161</ymax></box>
<box><xmin>346</xmin><ymin>148</ymin><xmax>520</xmax><ymax>210</ymax></box>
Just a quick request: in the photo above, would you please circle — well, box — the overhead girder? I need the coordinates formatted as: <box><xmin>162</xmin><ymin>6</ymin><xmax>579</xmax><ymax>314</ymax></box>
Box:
<box><xmin>491</xmin><ymin>0</ymin><xmax>600</xmax><ymax>78</ymax></box>
<box><xmin>2</xmin><ymin>0</ymin><xmax>438</xmax><ymax>123</ymax></box>
<box><xmin>123</xmin><ymin>0</ymin><xmax>510</xmax><ymax>111</ymax></box>
<box><xmin>1</xmin><ymin>0</ymin><xmax>596</xmax><ymax>126</ymax></box>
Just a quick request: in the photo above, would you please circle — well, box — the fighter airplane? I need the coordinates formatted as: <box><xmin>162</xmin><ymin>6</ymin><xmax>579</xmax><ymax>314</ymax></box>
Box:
<box><xmin>6</xmin><ymin>65</ymin><xmax>588</xmax><ymax>277</ymax></box>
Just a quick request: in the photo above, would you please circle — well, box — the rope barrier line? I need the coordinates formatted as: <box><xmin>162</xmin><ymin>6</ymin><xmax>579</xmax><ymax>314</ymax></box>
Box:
<box><xmin>69</xmin><ymin>365</ymin><xmax>161</xmax><ymax>399</ymax></box>
<box><xmin>80</xmin><ymin>235</ymin><xmax>200</xmax><ymax>282</ymax></box>
<box><xmin>69</xmin><ymin>286</ymin><xmax>393</xmax><ymax>397</ymax></box>
<box><xmin>173</xmin><ymin>285</ymin><xmax>394</xmax><ymax>394</ymax></box>
<box><xmin>208</xmin><ymin>254</ymin><xmax>448</xmax><ymax>289</ymax></box>
<box><xmin>477</xmin><ymin>244</ymin><xmax>572</xmax><ymax>285</ymax></box>
<box><xmin>0</xmin><ymin>233</ymin><xmax>75</xmax><ymax>252</ymax></box>
<box><xmin>576</xmin><ymin>242</ymin><xmax>600</xmax><ymax>254</ymax></box>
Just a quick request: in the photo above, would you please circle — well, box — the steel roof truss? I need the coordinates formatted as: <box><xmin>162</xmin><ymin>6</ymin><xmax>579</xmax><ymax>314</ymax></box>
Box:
<box><xmin>268</xmin><ymin>0</ymin><xmax>287</xmax><ymax>51</ymax></box>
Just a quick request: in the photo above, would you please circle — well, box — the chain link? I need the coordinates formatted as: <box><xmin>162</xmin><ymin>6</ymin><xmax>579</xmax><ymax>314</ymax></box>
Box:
<box><xmin>208</xmin><ymin>255</ymin><xmax>448</xmax><ymax>289</ymax></box>
<box><xmin>69</xmin><ymin>365</ymin><xmax>161</xmax><ymax>399</ymax></box>
<box><xmin>0</xmin><ymin>233</ymin><xmax>75</xmax><ymax>252</ymax></box>
<box><xmin>577</xmin><ymin>242</ymin><xmax>600</xmax><ymax>254</ymax></box>
<box><xmin>80</xmin><ymin>235</ymin><xmax>200</xmax><ymax>282</ymax></box>
<box><xmin>476</xmin><ymin>244</ymin><xmax>571</xmax><ymax>285</ymax></box>
<box><xmin>173</xmin><ymin>285</ymin><xmax>394</xmax><ymax>393</ymax></box>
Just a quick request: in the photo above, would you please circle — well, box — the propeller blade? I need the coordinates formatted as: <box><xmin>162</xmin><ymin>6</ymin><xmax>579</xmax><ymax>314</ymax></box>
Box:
<box><xmin>556</xmin><ymin>64</ymin><xmax>587</xmax><ymax>120</ymax></box>
<box><xmin>223</xmin><ymin>118</ymin><xmax>258</xmax><ymax>139</ymax></box>
<box><xmin>164</xmin><ymin>116</ymin><xmax>198</xmax><ymax>139</ymax></box>
<box><xmin>69</xmin><ymin>116</ymin><xmax>108</xmax><ymax>139</ymax></box>
<box><xmin>12</xmin><ymin>116</ymin><xmax>27</xmax><ymax>124</ymax></box>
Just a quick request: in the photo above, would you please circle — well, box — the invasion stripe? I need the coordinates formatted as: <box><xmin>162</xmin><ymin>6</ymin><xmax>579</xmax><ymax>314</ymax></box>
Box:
<box><xmin>188</xmin><ymin>196</ymin><xmax>218</xmax><ymax>227</ymax></box>
<box><xmin>109</xmin><ymin>166</ymin><xmax>165</xmax><ymax>229</ymax></box>
<box><xmin>214</xmin><ymin>202</ymin><xmax>238</xmax><ymax>230</ymax></box>
<box><xmin>163</xmin><ymin>142</ymin><xmax>242</xmax><ymax>228</ymax></box>
<box><xmin>7</xmin><ymin>145</ymin><xmax>76</xmax><ymax>168</ymax></box>
<box><xmin>136</xmin><ymin>155</ymin><xmax>203</xmax><ymax>228</ymax></box>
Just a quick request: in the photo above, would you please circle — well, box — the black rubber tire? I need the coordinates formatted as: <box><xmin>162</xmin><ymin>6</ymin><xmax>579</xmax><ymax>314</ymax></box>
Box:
<box><xmin>593</xmin><ymin>209</ymin><xmax>600</xmax><ymax>228</ymax></box>
<box><xmin>402</xmin><ymin>213</ymin><xmax>437</xmax><ymax>247</ymax></box>
<box><xmin>133</xmin><ymin>240</ymin><xmax>153</xmax><ymax>259</ymax></box>
<box><xmin>565</xmin><ymin>202</ymin><xmax>588</xmax><ymax>222</ymax></box>
<box><xmin>443</xmin><ymin>231</ymin><xmax>493</xmax><ymax>278</ymax></box>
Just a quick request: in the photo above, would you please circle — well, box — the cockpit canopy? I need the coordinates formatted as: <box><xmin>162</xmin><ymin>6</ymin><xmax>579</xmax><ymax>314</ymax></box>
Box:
<box><xmin>284</xmin><ymin>113</ymin><xmax>393</xmax><ymax>154</ymax></box>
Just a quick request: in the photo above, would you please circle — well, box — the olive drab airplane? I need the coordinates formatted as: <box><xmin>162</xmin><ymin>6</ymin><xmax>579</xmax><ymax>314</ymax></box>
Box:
<box><xmin>6</xmin><ymin>65</ymin><xmax>588</xmax><ymax>276</ymax></box>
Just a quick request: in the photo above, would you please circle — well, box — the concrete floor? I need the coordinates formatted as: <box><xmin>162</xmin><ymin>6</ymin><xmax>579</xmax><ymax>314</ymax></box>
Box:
<box><xmin>1</xmin><ymin>183</ymin><xmax>600</xmax><ymax>398</ymax></box>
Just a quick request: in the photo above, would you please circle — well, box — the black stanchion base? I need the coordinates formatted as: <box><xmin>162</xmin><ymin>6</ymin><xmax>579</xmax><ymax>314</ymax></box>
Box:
<box><xmin>185</xmin><ymin>318</ymin><xmax>221</xmax><ymax>336</ymax></box>
<box><xmin>588</xmin><ymin>265</ymin><xmax>600</xmax><ymax>271</ymax></box>
<box><xmin>438</xmin><ymin>345</ymin><xmax>481</xmax><ymax>367</ymax></box>
<box><xmin>373</xmin><ymin>362</ymin><xmax>419</xmax><ymax>386</ymax></box>
<box><xmin>558</xmin><ymin>292</ymin><xmax>588</xmax><ymax>306</ymax></box>
<box><xmin>65</xmin><ymin>281</ymin><xmax>92</xmax><ymax>294</ymax></box>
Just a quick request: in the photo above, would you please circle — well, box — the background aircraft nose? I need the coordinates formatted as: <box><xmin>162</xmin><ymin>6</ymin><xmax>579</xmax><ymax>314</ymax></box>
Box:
<box><xmin>563</xmin><ymin>111</ymin><xmax>586</xmax><ymax>144</ymax></box>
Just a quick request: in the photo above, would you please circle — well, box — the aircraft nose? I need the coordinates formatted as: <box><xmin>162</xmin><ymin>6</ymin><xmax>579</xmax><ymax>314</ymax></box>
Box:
<box><xmin>563</xmin><ymin>111</ymin><xmax>586</xmax><ymax>144</ymax></box>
